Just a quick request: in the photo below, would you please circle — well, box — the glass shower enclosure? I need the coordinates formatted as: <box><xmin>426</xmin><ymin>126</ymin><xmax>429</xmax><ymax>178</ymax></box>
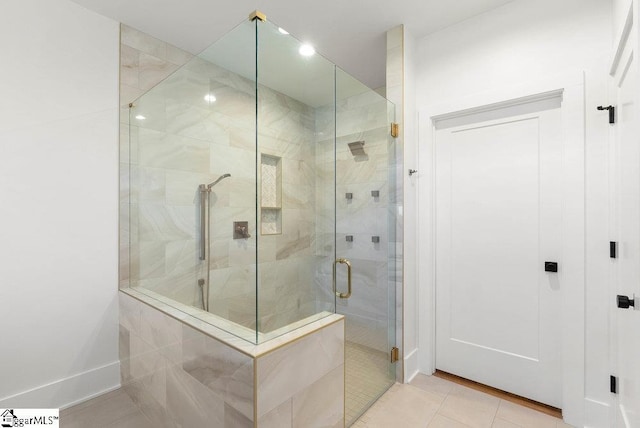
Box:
<box><xmin>124</xmin><ymin>13</ymin><xmax>397</xmax><ymax>425</ymax></box>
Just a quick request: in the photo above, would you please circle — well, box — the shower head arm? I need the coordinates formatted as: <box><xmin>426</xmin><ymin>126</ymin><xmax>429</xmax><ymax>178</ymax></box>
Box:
<box><xmin>206</xmin><ymin>173</ymin><xmax>231</xmax><ymax>190</ymax></box>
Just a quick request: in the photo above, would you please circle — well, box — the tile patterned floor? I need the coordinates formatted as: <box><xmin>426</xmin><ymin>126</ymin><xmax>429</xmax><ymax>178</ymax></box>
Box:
<box><xmin>60</xmin><ymin>389</ymin><xmax>153</xmax><ymax>428</ymax></box>
<box><xmin>353</xmin><ymin>374</ymin><xmax>575</xmax><ymax>428</ymax></box>
<box><xmin>345</xmin><ymin>341</ymin><xmax>394</xmax><ymax>425</ymax></box>
<box><xmin>60</xmin><ymin>373</ymin><xmax>575</xmax><ymax>427</ymax></box>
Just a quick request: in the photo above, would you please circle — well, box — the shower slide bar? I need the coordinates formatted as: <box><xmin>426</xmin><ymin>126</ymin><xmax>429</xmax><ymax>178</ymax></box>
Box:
<box><xmin>198</xmin><ymin>174</ymin><xmax>231</xmax><ymax>312</ymax></box>
<box><xmin>199</xmin><ymin>184</ymin><xmax>207</xmax><ymax>260</ymax></box>
<box><xmin>198</xmin><ymin>174</ymin><xmax>231</xmax><ymax>261</ymax></box>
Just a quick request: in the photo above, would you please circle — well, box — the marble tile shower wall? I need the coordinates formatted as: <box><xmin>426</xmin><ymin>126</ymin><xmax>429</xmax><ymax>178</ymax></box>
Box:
<box><xmin>119</xmin><ymin>25</ymin><xmax>318</xmax><ymax>334</ymax></box>
<box><xmin>255</xmin><ymin>86</ymin><xmax>318</xmax><ymax>332</ymax></box>
<box><xmin>314</xmin><ymin>90</ymin><xmax>393</xmax><ymax>353</ymax></box>
<box><xmin>119</xmin><ymin>24</ymin><xmax>193</xmax><ymax>290</ymax></box>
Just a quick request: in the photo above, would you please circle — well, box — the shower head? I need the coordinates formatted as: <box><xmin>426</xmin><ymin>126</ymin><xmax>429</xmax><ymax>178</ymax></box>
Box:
<box><xmin>207</xmin><ymin>173</ymin><xmax>231</xmax><ymax>189</ymax></box>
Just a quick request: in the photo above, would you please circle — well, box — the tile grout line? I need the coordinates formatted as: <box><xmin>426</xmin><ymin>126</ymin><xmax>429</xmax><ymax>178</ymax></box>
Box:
<box><xmin>417</xmin><ymin>379</ymin><xmax>499</xmax><ymax>428</ymax></box>
<box><xmin>427</xmin><ymin>381</ymin><xmax>448</xmax><ymax>427</ymax></box>
<box><xmin>489</xmin><ymin>399</ymin><xmax>502</xmax><ymax>427</ymax></box>
<box><xmin>406</xmin><ymin>381</ymin><xmax>455</xmax><ymax>428</ymax></box>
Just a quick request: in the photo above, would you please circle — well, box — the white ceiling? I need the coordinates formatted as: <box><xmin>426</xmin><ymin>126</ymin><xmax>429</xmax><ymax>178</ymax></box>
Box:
<box><xmin>198</xmin><ymin>19</ymin><xmax>374</xmax><ymax>107</ymax></box>
<box><xmin>71</xmin><ymin>0</ymin><xmax>515</xmax><ymax>90</ymax></box>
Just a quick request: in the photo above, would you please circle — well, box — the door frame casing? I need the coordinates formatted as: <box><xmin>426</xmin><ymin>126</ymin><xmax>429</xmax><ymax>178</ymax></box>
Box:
<box><xmin>609</xmin><ymin>2</ymin><xmax>638</xmax><ymax>427</ymax></box>
<box><xmin>417</xmin><ymin>72</ymin><xmax>586</xmax><ymax>427</ymax></box>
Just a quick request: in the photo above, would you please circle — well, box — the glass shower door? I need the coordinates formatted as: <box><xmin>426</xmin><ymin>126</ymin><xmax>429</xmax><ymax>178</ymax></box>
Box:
<box><xmin>254</xmin><ymin>18</ymin><xmax>338</xmax><ymax>340</ymax></box>
<box><xmin>335</xmin><ymin>69</ymin><xmax>397</xmax><ymax>425</ymax></box>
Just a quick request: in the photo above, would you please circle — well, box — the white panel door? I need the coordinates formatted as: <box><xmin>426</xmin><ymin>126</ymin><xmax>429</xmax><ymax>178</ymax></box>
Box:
<box><xmin>610</xmin><ymin>15</ymin><xmax>640</xmax><ymax>427</ymax></box>
<box><xmin>435</xmin><ymin>108</ymin><xmax>562</xmax><ymax>407</ymax></box>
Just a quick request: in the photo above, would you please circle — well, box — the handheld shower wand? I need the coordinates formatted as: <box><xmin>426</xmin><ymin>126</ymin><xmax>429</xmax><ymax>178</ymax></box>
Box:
<box><xmin>206</xmin><ymin>173</ymin><xmax>231</xmax><ymax>190</ymax></box>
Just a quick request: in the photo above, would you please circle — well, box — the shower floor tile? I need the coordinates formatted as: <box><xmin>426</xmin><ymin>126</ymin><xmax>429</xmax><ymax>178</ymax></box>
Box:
<box><xmin>345</xmin><ymin>341</ymin><xmax>394</xmax><ymax>426</ymax></box>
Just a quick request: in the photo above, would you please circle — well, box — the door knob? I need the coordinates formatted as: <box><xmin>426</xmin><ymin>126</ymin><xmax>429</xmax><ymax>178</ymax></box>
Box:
<box><xmin>544</xmin><ymin>261</ymin><xmax>558</xmax><ymax>272</ymax></box>
<box><xmin>617</xmin><ymin>295</ymin><xmax>635</xmax><ymax>309</ymax></box>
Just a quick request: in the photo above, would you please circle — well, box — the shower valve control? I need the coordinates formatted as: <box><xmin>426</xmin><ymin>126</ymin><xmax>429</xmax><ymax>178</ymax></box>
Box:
<box><xmin>233</xmin><ymin>221</ymin><xmax>251</xmax><ymax>239</ymax></box>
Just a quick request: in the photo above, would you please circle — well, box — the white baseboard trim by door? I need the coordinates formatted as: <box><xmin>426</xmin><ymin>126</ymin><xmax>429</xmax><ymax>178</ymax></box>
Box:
<box><xmin>0</xmin><ymin>361</ymin><xmax>120</xmax><ymax>410</ymax></box>
<box><xmin>404</xmin><ymin>348</ymin><xmax>419</xmax><ymax>383</ymax></box>
<box><xmin>584</xmin><ymin>397</ymin><xmax>611</xmax><ymax>428</ymax></box>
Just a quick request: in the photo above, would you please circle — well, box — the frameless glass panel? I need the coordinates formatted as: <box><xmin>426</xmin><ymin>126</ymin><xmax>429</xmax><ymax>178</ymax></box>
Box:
<box><xmin>335</xmin><ymin>67</ymin><xmax>397</xmax><ymax>426</ymax></box>
<box><xmin>387</xmin><ymin>98</ymin><xmax>400</xmax><ymax>385</ymax></box>
<box><xmin>125</xmin><ymin>13</ymin><xmax>395</xmax><ymax>356</ymax></box>
<box><xmin>128</xmin><ymin>19</ymin><xmax>259</xmax><ymax>343</ymax></box>
<box><xmin>255</xmin><ymin>19</ymin><xmax>337</xmax><ymax>341</ymax></box>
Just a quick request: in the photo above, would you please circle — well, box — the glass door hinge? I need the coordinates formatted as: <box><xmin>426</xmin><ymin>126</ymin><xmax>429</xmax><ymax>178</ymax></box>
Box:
<box><xmin>391</xmin><ymin>123</ymin><xmax>399</xmax><ymax>138</ymax></box>
<box><xmin>391</xmin><ymin>347</ymin><xmax>400</xmax><ymax>363</ymax></box>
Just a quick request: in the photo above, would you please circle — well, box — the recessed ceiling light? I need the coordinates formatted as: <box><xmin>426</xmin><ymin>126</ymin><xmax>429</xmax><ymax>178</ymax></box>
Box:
<box><xmin>135</xmin><ymin>115</ymin><xmax>146</xmax><ymax>120</ymax></box>
<box><xmin>299</xmin><ymin>44</ymin><xmax>315</xmax><ymax>57</ymax></box>
<box><xmin>278</xmin><ymin>27</ymin><xmax>289</xmax><ymax>35</ymax></box>
<box><xmin>204</xmin><ymin>93</ymin><xmax>217</xmax><ymax>103</ymax></box>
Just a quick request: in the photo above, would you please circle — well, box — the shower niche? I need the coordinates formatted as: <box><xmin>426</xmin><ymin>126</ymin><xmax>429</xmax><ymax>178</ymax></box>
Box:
<box><xmin>260</xmin><ymin>153</ymin><xmax>282</xmax><ymax>235</ymax></box>
<box><xmin>121</xmin><ymin>10</ymin><xmax>398</xmax><ymax>427</ymax></box>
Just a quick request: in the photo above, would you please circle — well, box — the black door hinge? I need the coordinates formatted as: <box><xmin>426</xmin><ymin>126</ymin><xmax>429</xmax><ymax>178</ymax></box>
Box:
<box><xmin>617</xmin><ymin>294</ymin><xmax>635</xmax><ymax>309</ymax></box>
<box><xmin>597</xmin><ymin>105</ymin><xmax>615</xmax><ymax>124</ymax></box>
<box><xmin>610</xmin><ymin>241</ymin><xmax>617</xmax><ymax>258</ymax></box>
<box><xmin>611</xmin><ymin>375</ymin><xmax>618</xmax><ymax>393</ymax></box>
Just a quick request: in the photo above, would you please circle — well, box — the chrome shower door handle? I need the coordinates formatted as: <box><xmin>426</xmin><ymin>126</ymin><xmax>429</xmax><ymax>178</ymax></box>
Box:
<box><xmin>333</xmin><ymin>258</ymin><xmax>352</xmax><ymax>299</ymax></box>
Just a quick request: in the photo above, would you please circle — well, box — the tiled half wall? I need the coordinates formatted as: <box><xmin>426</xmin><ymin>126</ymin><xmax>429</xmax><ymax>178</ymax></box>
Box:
<box><xmin>119</xmin><ymin>291</ymin><xmax>345</xmax><ymax>427</ymax></box>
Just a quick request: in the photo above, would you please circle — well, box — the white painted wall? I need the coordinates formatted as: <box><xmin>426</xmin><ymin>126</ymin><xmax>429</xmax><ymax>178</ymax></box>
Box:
<box><xmin>416</xmin><ymin>0</ymin><xmax>611</xmax><ymax>101</ymax></box>
<box><xmin>0</xmin><ymin>0</ymin><xmax>120</xmax><ymax>408</ymax></box>
<box><xmin>415</xmin><ymin>0</ymin><xmax>613</xmax><ymax>425</ymax></box>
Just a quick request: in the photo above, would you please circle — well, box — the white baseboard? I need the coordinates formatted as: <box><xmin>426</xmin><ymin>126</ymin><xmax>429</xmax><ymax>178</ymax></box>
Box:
<box><xmin>584</xmin><ymin>397</ymin><xmax>611</xmax><ymax>428</ymax></box>
<box><xmin>404</xmin><ymin>348</ymin><xmax>419</xmax><ymax>383</ymax></box>
<box><xmin>0</xmin><ymin>361</ymin><xmax>120</xmax><ymax>409</ymax></box>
